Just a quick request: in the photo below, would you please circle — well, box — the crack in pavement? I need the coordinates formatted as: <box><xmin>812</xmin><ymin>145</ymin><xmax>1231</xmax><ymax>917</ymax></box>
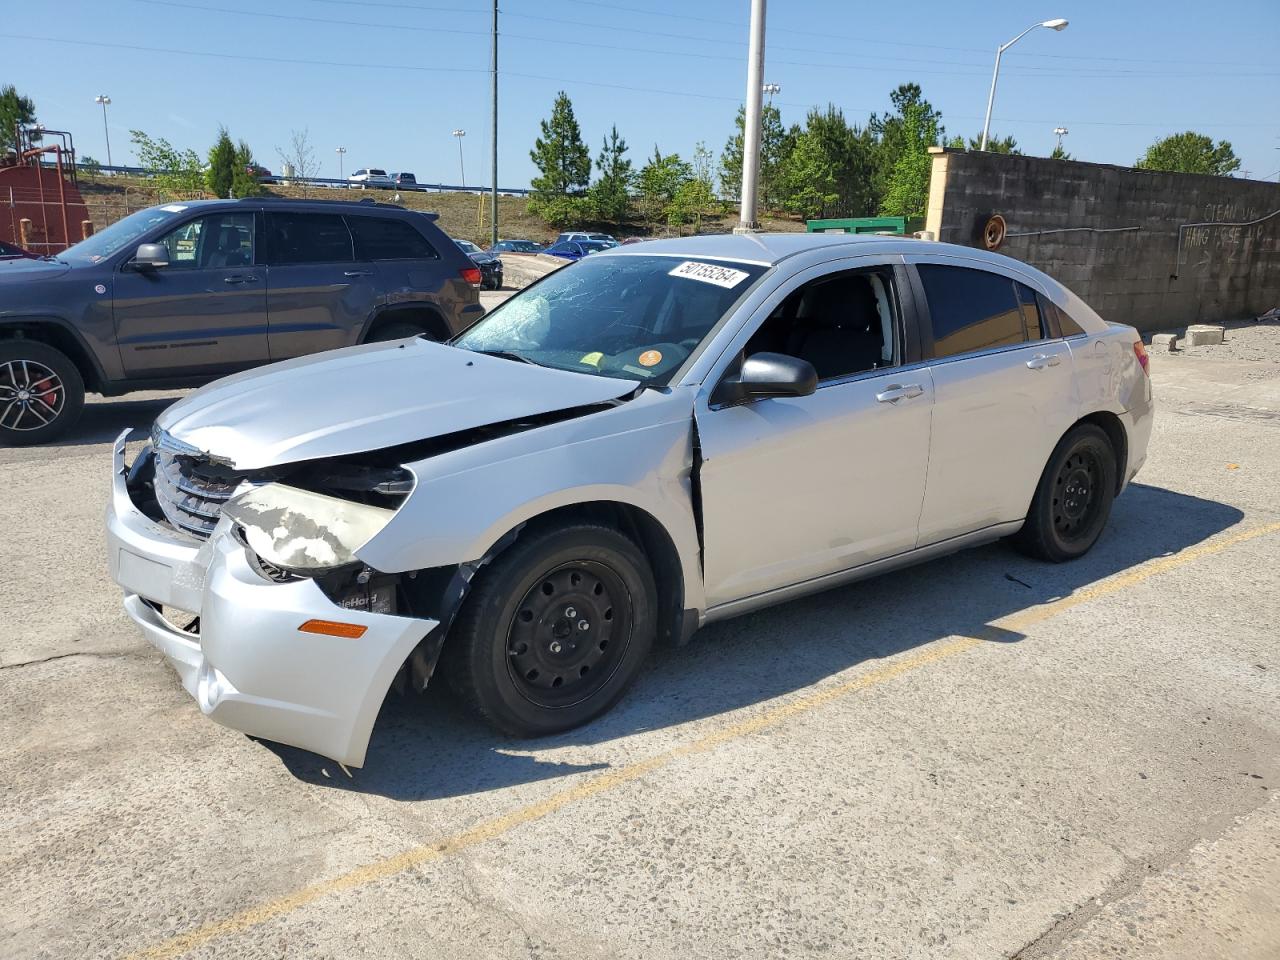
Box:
<box><xmin>0</xmin><ymin>648</ymin><xmax>145</xmax><ymax>670</ymax></box>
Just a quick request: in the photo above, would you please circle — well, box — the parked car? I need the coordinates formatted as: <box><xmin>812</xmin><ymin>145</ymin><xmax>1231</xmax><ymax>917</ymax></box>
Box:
<box><xmin>543</xmin><ymin>239</ymin><xmax>612</xmax><ymax>261</ymax></box>
<box><xmin>557</xmin><ymin>231</ymin><xmax>616</xmax><ymax>245</ymax></box>
<box><xmin>455</xmin><ymin>238</ymin><xmax>503</xmax><ymax>289</ymax></box>
<box><xmin>105</xmin><ymin>233</ymin><xmax>1152</xmax><ymax>767</ymax></box>
<box><xmin>391</xmin><ymin>172</ymin><xmax>418</xmax><ymax>188</ymax></box>
<box><xmin>0</xmin><ymin>197</ymin><xmax>484</xmax><ymax>444</ymax></box>
<box><xmin>490</xmin><ymin>239</ymin><xmax>544</xmax><ymax>254</ymax></box>
<box><xmin>0</xmin><ymin>239</ymin><xmax>37</xmax><ymax>260</ymax></box>
<box><xmin>348</xmin><ymin>168</ymin><xmax>393</xmax><ymax>189</ymax></box>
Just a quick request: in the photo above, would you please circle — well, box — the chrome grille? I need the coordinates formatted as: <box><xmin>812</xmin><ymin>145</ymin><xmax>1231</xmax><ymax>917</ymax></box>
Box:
<box><xmin>152</xmin><ymin>447</ymin><xmax>246</xmax><ymax>539</ymax></box>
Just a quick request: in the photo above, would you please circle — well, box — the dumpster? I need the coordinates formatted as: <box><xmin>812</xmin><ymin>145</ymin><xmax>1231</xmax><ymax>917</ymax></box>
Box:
<box><xmin>805</xmin><ymin>216</ymin><xmax>906</xmax><ymax>235</ymax></box>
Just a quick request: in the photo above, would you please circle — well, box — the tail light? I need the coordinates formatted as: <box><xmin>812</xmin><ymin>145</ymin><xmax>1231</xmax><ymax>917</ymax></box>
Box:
<box><xmin>1133</xmin><ymin>340</ymin><xmax>1150</xmax><ymax>375</ymax></box>
<box><xmin>460</xmin><ymin>266</ymin><xmax>482</xmax><ymax>288</ymax></box>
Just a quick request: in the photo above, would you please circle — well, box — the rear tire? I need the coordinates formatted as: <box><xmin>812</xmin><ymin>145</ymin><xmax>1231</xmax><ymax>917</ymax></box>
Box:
<box><xmin>1015</xmin><ymin>423</ymin><xmax>1117</xmax><ymax>562</ymax></box>
<box><xmin>442</xmin><ymin>523</ymin><xmax>657</xmax><ymax>737</ymax></box>
<box><xmin>0</xmin><ymin>340</ymin><xmax>85</xmax><ymax>446</ymax></box>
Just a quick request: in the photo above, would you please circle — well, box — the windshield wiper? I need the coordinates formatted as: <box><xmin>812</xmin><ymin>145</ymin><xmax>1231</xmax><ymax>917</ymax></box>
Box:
<box><xmin>472</xmin><ymin>349</ymin><xmax>543</xmax><ymax>367</ymax></box>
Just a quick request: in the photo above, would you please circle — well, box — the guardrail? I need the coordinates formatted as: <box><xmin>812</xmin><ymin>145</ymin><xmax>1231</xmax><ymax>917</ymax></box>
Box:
<box><xmin>41</xmin><ymin>161</ymin><xmax>531</xmax><ymax>196</ymax></box>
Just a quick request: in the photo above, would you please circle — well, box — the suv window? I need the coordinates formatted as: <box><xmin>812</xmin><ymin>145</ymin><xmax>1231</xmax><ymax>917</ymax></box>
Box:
<box><xmin>348</xmin><ymin>216</ymin><xmax>437</xmax><ymax>260</ymax></box>
<box><xmin>267</xmin><ymin>213</ymin><xmax>354</xmax><ymax>265</ymax></box>
<box><xmin>153</xmin><ymin>213</ymin><xmax>254</xmax><ymax>270</ymax></box>
<box><xmin>369</xmin><ymin>169</ymin><xmax>388</xmax><ymax>177</ymax></box>
<box><xmin>918</xmin><ymin>264</ymin><xmax>1030</xmax><ymax>359</ymax></box>
<box><xmin>744</xmin><ymin>269</ymin><xmax>899</xmax><ymax>381</ymax></box>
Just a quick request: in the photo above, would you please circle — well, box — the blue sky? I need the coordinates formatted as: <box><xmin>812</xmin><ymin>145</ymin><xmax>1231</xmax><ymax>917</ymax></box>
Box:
<box><xmin>6</xmin><ymin>0</ymin><xmax>1279</xmax><ymax>189</ymax></box>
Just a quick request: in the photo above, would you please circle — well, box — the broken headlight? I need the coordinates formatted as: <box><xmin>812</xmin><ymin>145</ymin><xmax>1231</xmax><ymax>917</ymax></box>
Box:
<box><xmin>222</xmin><ymin>483</ymin><xmax>397</xmax><ymax>576</ymax></box>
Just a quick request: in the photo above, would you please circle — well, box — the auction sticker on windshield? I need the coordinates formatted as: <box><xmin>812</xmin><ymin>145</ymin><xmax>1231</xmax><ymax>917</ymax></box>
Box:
<box><xmin>668</xmin><ymin>260</ymin><xmax>751</xmax><ymax>289</ymax></box>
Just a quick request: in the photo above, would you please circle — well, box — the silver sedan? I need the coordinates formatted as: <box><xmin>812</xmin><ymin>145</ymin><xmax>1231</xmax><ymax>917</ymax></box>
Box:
<box><xmin>105</xmin><ymin>233</ymin><xmax>1153</xmax><ymax>766</ymax></box>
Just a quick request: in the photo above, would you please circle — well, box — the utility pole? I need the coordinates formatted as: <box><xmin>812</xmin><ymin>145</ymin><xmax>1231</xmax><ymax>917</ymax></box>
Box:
<box><xmin>335</xmin><ymin>145</ymin><xmax>346</xmax><ymax>177</ymax></box>
<box><xmin>453</xmin><ymin>129</ymin><xmax>466</xmax><ymax>187</ymax></box>
<box><xmin>490</xmin><ymin>0</ymin><xmax>499</xmax><ymax>246</ymax></box>
<box><xmin>736</xmin><ymin>0</ymin><xmax>767</xmax><ymax>232</ymax></box>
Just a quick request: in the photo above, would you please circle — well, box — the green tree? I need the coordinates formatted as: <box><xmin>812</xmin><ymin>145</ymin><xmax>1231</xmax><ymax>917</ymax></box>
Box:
<box><xmin>206</xmin><ymin>126</ymin><xmax>236</xmax><ymax>198</ymax></box>
<box><xmin>636</xmin><ymin>145</ymin><xmax>691</xmax><ymax>229</ymax></box>
<box><xmin>1135</xmin><ymin>131</ymin><xmax>1241</xmax><ymax>176</ymax></box>
<box><xmin>130</xmin><ymin>129</ymin><xmax>204</xmax><ymax>197</ymax></box>
<box><xmin>588</xmin><ymin>125</ymin><xmax>632</xmax><ymax>224</ymax></box>
<box><xmin>947</xmin><ymin>132</ymin><xmax>1021</xmax><ymax>154</ymax></box>
<box><xmin>718</xmin><ymin>103</ymin><xmax>790</xmax><ymax>209</ymax></box>
<box><xmin>783</xmin><ymin>104</ymin><xmax>878</xmax><ymax>217</ymax></box>
<box><xmin>529</xmin><ymin>91</ymin><xmax>591</xmax><ymax>223</ymax></box>
<box><xmin>231</xmin><ymin>139</ymin><xmax>266</xmax><ymax>198</ymax></box>
<box><xmin>779</xmin><ymin>130</ymin><xmax>840</xmax><ymax>219</ymax></box>
<box><xmin>668</xmin><ymin>141</ymin><xmax>715</xmax><ymax>232</ymax></box>
<box><xmin>78</xmin><ymin>154</ymin><xmax>102</xmax><ymax>176</ymax></box>
<box><xmin>1049</xmin><ymin>143</ymin><xmax>1073</xmax><ymax>161</ymax></box>
<box><xmin>0</xmin><ymin>84</ymin><xmax>37</xmax><ymax>154</ymax></box>
<box><xmin>870</xmin><ymin>83</ymin><xmax>944</xmax><ymax>207</ymax></box>
<box><xmin>879</xmin><ymin>101</ymin><xmax>939</xmax><ymax>219</ymax></box>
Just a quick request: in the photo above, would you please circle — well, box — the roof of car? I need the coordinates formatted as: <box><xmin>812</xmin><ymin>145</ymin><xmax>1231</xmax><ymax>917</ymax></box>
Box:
<box><xmin>599</xmin><ymin>232</ymin><xmax>1023</xmax><ymax>269</ymax></box>
<box><xmin>141</xmin><ymin>198</ymin><xmax>439</xmax><ymax>220</ymax></box>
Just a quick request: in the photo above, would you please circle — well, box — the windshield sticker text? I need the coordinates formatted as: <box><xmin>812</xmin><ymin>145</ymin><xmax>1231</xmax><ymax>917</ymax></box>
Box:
<box><xmin>668</xmin><ymin>261</ymin><xmax>751</xmax><ymax>289</ymax></box>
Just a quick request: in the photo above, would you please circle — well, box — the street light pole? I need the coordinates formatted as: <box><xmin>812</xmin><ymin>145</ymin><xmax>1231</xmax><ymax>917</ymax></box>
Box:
<box><xmin>1053</xmin><ymin>126</ymin><xmax>1068</xmax><ymax>153</ymax></box>
<box><xmin>736</xmin><ymin>0</ymin><xmax>767</xmax><ymax>232</ymax></box>
<box><xmin>94</xmin><ymin>95</ymin><xmax>112</xmax><ymax>167</ymax></box>
<box><xmin>980</xmin><ymin>18</ymin><xmax>1069</xmax><ymax>151</ymax></box>
<box><xmin>335</xmin><ymin>145</ymin><xmax>346</xmax><ymax>177</ymax></box>
<box><xmin>453</xmin><ymin>129</ymin><xmax>466</xmax><ymax>188</ymax></box>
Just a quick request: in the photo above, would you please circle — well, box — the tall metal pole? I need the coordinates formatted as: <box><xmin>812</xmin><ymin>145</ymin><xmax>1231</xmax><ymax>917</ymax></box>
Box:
<box><xmin>453</xmin><ymin>129</ymin><xmax>466</xmax><ymax>187</ymax></box>
<box><xmin>490</xmin><ymin>0</ymin><xmax>499</xmax><ymax>246</ymax></box>
<box><xmin>95</xmin><ymin>95</ymin><xmax>113</xmax><ymax>167</ymax></box>
<box><xmin>979</xmin><ymin>46</ymin><xmax>1004</xmax><ymax>152</ymax></box>
<box><xmin>736</xmin><ymin>0</ymin><xmax>766</xmax><ymax>232</ymax></box>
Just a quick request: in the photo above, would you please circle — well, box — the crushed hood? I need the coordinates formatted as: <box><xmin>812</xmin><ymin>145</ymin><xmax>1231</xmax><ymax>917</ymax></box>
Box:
<box><xmin>156</xmin><ymin>337</ymin><xmax>639</xmax><ymax>470</ymax></box>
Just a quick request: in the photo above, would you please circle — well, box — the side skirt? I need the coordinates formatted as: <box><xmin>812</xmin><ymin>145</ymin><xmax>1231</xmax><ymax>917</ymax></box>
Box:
<box><xmin>701</xmin><ymin>520</ymin><xmax>1025</xmax><ymax>625</ymax></box>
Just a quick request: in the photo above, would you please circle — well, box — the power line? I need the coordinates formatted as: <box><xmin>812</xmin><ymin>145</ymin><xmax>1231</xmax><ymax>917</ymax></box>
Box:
<box><xmin>5</xmin><ymin>31</ymin><xmax>1275</xmax><ymax>129</ymax></box>
<box><xmin>133</xmin><ymin>0</ymin><xmax>490</xmax><ymax>37</ymax></box>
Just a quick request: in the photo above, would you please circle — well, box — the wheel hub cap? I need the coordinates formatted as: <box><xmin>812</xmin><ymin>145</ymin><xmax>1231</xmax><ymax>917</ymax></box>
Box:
<box><xmin>0</xmin><ymin>359</ymin><xmax>64</xmax><ymax>432</ymax></box>
<box><xmin>1053</xmin><ymin>450</ymin><xmax>1100</xmax><ymax>538</ymax></box>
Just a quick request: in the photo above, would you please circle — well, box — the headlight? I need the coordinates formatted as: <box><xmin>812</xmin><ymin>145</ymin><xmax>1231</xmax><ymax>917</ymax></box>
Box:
<box><xmin>222</xmin><ymin>483</ymin><xmax>396</xmax><ymax>575</ymax></box>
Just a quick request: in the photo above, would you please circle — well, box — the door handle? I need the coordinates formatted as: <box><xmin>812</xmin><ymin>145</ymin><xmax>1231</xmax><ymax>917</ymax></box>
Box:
<box><xmin>223</xmin><ymin>275</ymin><xmax>259</xmax><ymax>284</ymax></box>
<box><xmin>1026</xmin><ymin>353</ymin><xmax>1062</xmax><ymax>370</ymax></box>
<box><xmin>343</xmin><ymin>270</ymin><xmax>374</xmax><ymax>278</ymax></box>
<box><xmin>875</xmin><ymin>383</ymin><xmax>924</xmax><ymax>404</ymax></box>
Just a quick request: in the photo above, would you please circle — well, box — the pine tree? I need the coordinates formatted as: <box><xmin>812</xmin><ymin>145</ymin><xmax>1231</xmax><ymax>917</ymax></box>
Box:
<box><xmin>588</xmin><ymin>125</ymin><xmax>632</xmax><ymax>224</ymax></box>
<box><xmin>206</xmin><ymin>127</ymin><xmax>236</xmax><ymax>199</ymax></box>
<box><xmin>0</xmin><ymin>85</ymin><xmax>37</xmax><ymax>154</ymax></box>
<box><xmin>231</xmin><ymin>139</ymin><xmax>266</xmax><ymax>198</ymax></box>
<box><xmin>530</xmin><ymin>92</ymin><xmax>591</xmax><ymax>199</ymax></box>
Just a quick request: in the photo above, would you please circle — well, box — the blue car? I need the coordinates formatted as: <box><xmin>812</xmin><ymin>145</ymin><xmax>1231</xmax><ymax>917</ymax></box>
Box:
<box><xmin>543</xmin><ymin>239</ymin><xmax>612</xmax><ymax>261</ymax></box>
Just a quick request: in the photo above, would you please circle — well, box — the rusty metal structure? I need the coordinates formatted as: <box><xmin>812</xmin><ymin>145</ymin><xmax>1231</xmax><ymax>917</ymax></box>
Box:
<box><xmin>1</xmin><ymin>124</ymin><xmax>92</xmax><ymax>254</ymax></box>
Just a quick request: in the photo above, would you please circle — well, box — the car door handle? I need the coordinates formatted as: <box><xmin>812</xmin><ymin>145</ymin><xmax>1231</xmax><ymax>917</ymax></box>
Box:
<box><xmin>875</xmin><ymin>383</ymin><xmax>925</xmax><ymax>404</ymax></box>
<box><xmin>1026</xmin><ymin>353</ymin><xmax>1062</xmax><ymax>370</ymax></box>
<box><xmin>223</xmin><ymin>275</ymin><xmax>258</xmax><ymax>284</ymax></box>
<box><xmin>343</xmin><ymin>270</ymin><xmax>374</xmax><ymax>278</ymax></box>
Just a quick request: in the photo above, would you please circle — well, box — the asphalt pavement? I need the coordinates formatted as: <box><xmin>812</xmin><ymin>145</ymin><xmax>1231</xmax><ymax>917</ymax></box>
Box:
<box><xmin>2</xmin><ymin>316</ymin><xmax>1278</xmax><ymax>960</ymax></box>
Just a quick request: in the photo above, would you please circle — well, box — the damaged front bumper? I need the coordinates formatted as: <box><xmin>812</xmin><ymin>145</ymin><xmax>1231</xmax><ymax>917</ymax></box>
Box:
<box><xmin>105</xmin><ymin>430</ymin><xmax>438</xmax><ymax>767</ymax></box>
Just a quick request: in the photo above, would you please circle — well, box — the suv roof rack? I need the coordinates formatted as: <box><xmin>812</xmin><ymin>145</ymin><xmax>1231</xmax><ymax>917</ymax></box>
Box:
<box><xmin>234</xmin><ymin>196</ymin><xmax>408</xmax><ymax>211</ymax></box>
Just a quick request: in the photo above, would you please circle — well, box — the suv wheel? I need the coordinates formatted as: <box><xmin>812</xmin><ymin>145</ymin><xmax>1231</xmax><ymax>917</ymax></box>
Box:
<box><xmin>1015</xmin><ymin>423</ymin><xmax>1117</xmax><ymax>562</ymax></box>
<box><xmin>0</xmin><ymin>340</ymin><xmax>85</xmax><ymax>446</ymax></box>
<box><xmin>442</xmin><ymin>523</ymin><xmax>657</xmax><ymax>737</ymax></box>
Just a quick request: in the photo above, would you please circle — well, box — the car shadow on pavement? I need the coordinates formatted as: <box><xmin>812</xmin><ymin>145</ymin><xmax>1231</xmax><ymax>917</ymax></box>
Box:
<box><xmin>264</xmin><ymin>482</ymin><xmax>1244</xmax><ymax>800</ymax></box>
<box><xmin>60</xmin><ymin>396</ymin><xmax>182</xmax><ymax>447</ymax></box>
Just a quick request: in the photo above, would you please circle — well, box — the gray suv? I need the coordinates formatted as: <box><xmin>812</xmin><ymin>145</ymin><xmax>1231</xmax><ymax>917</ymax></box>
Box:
<box><xmin>0</xmin><ymin>197</ymin><xmax>484</xmax><ymax>444</ymax></box>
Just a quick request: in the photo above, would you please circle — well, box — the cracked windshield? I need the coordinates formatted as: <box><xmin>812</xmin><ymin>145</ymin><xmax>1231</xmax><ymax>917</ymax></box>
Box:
<box><xmin>455</xmin><ymin>255</ymin><xmax>767</xmax><ymax>383</ymax></box>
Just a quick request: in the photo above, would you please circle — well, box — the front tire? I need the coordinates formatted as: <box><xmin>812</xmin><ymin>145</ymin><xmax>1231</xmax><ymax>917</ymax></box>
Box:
<box><xmin>442</xmin><ymin>523</ymin><xmax>657</xmax><ymax>737</ymax></box>
<box><xmin>0</xmin><ymin>340</ymin><xmax>85</xmax><ymax>446</ymax></box>
<box><xmin>1016</xmin><ymin>423</ymin><xmax>1118</xmax><ymax>562</ymax></box>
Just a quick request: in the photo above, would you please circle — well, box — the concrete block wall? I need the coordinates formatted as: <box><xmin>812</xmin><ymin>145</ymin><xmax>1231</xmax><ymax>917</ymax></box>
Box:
<box><xmin>924</xmin><ymin>148</ymin><xmax>1280</xmax><ymax>331</ymax></box>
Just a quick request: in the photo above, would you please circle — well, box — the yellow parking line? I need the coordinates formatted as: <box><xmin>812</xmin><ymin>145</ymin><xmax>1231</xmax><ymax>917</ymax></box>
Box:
<box><xmin>123</xmin><ymin>520</ymin><xmax>1280</xmax><ymax>960</ymax></box>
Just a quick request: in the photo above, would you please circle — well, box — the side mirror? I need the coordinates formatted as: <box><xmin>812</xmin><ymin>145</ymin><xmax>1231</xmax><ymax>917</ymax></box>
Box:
<box><xmin>711</xmin><ymin>352</ymin><xmax>818</xmax><ymax>407</ymax></box>
<box><xmin>130</xmin><ymin>243</ymin><xmax>169</xmax><ymax>270</ymax></box>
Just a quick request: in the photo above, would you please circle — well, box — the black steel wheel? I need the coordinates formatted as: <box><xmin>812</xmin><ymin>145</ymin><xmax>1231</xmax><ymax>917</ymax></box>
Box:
<box><xmin>0</xmin><ymin>340</ymin><xmax>85</xmax><ymax>446</ymax></box>
<box><xmin>442</xmin><ymin>522</ymin><xmax>657</xmax><ymax>736</ymax></box>
<box><xmin>505</xmin><ymin>560</ymin><xmax>632</xmax><ymax>709</ymax></box>
<box><xmin>1016</xmin><ymin>423</ymin><xmax>1118</xmax><ymax>562</ymax></box>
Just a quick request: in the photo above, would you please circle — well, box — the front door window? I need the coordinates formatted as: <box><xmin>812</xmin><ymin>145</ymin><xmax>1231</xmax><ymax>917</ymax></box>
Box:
<box><xmin>153</xmin><ymin>213</ymin><xmax>254</xmax><ymax>270</ymax></box>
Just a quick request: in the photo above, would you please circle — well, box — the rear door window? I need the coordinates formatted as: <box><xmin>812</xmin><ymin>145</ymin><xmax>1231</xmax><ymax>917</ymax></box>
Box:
<box><xmin>267</xmin><ymin>213</ymin><xmax>354</xmax><ymax>265</ymax></box>
<box><xmin>917</xmin><ymin>263</ymin><xmax>1027</xmax><ymax>359</ymax></box>
<box><xmin>347</xmin><ymin>216</ymin><xmax>437</xmax><ymax>261</ymax></box>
